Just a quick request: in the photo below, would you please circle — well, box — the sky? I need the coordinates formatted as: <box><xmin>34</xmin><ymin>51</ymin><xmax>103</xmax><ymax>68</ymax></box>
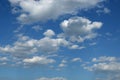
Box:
<box><xmin>0</xmin><ymin>0</ymin><xmax>120</xmax><ymax>80</ymax></box>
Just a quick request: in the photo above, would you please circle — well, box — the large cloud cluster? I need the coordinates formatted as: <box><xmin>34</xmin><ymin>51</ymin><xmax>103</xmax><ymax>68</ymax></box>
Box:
<box><xmin>0</xmin><ymin>16</ymin><xmax>102</xmax><ymax>67</ymax></box>
<box><xmin>0</xmin><ymin>33</ymin><xmax>68</xmax><ymax>56</ymax></box>
<box><xmin>9</xmin><ymin>0</ymin><xmax>105</xmax><ymax>24</ymax></box>
<box><xmin>0</xmin><ymin>17</ymin><xmax>102</xmax><ymax>56</ymax></box>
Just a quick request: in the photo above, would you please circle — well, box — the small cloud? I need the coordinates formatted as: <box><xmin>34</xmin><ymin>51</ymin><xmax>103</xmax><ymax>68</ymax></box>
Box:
<box><xmin>32</xmin><ymin>25</ymin><xmax>43</xmax><ymax>32</ymax></box>
<box><xmin>69</xmin><ymin>45</ymin><xmax>85</xmax><ymax>50</ymax></box>
<box><xmin>58</xmin><ymin>60</ymin><xmax>67</xmax><ymax>68</ymax></box>
<box><xmin>105</xmin><ymin>32</ymin><xmax>112</xmax><ymax>36</ymax></box>
<box><xmin>14</xmin><ymin>25</ymin><xmax>24</xmax><ymax>33</ymax></box>
<box><xmin>96</xmin><ymin>8</ymin><xmax>111</xmax><ymax>14</ymax></box>
<box><xmin>23</xmin><ymin>56</ymin><xmax>55</xmax><ymax>66</ymax></box>
<box><xmin>36</xmin><ymin>77</ymin><xmax>67</xmax><ymax>80</ymax></box>
<box><xmin>0</xmin><ymin>57</ymin><xmax>8</xmax><ymax>61</ymax></box>
<box><xmin>71</xmin><ymin>58</ymin><xmax>82</xmax><ymax>62</ymax></box>
<box><xmin>43</xmin><ymin>29</ymin><xmax>55</xmax><ymax>37</ymax></box>
<box><xmin>59</xmin><ymin>63</ymin><xmax>66</xmax><ymax>67</ymax></box>
<box><xmin>89</xmin><ymin>42</ymin><xmax>97</xmax><ymax>46</ymax></box>
<box><xmin>103</xmin><ymin>8</ymin><xmax>111</xmax><ymax>14</ymax></box>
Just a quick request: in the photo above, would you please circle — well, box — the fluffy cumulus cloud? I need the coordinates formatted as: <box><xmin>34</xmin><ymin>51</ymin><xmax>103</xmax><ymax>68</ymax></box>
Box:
<box><xmin>60</xmin><ymin>17</ymin><xmax>102</xmax><ymax>42</ymax></box>
<box><xmin>0</xmin><ymin>31</ymin><xmax>69</xmax><ymax>56</ymax></box>
<box><xmin>83</xmin><ymin>56</ymin><xmax>120</xmax><ymax>80</ymax></box>
<box><xmin>0</xmin><ymin>37</ymin><xmax>67</xmax><ymax>55</ymax></box>
<box><xmin>9</xmin><ymin>0</ymin><xmax>105</xmax><ymax>24</ymax></box>
<box><xmin>43</xmin><ymin>29</ymin><xmax>55</xmax><ymax>37</ymax></box>
<box><xmin>23</xmin><ymin>56</ymin><xmax>55</xmax><ymax>65</ymax></box>
<box><xmin>0</xmin><ymin>16</ymin><xmax>103</xmax><ymax>67</ymax></box>
<box><xmin>36</xmin><ymin>77</ymin><xmax>67</xmax><ymax>80</ymax></box>
<box><xmin>0</xmin><ymin>36</ymin><xmax>38</xmax><ymax>56</ymax></box>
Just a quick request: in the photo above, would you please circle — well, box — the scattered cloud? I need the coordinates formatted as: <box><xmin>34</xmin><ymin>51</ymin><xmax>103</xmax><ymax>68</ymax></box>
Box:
<box><xmin>43</xmin><ymin>29</ymin><xmax>55</xmax><ymax>37</ymax></box>
<box><xmin>105</xmin><ymin>32</ymin><xmax>112</xmax><ymax>36</ymax></box>
<box><xmin>1</xmin><ymin>17</ymin><xmax>102</xmax><ymax>56</ymax></box>
<box><xmin>32</xmin><ymin>25</ymin><xmax>43</xmax><ymax>32</ymax></box>
<box><xmin>0</xmin><ymin>33</ymin><xmax>69</xmax><ymax>56</ymax></box>
<box><xmin>36</xmin><ymin>77</ymin><xmax>67</xmax><ymax>80</ymax></box>
<box><xmin>23</xmin><ymin>56</ymin><xmax>55</xmax><ymax>65</ymax></box>
<box><xmin>72</xmin><ymin>58</ymin><xmax>82</xmax><ymax>62</ymax></box>
<box><xmin>83</xmin><ymin>56</ymin><xmax>120</xmax><ymax>80</ymax></box>
<box><xmin>69</xmin><ymin>44</ymin><xmax>85</xmax><ymax>49</ymax></box>
<box><xmin>89</xmin><ymin>42</ymin><xmax>97</xmax><ymax>46</ymax></box>
<box><xmin>96</xmin><ymin>8</ymin><xmax>111</xmax><ymax>14</ymax></box>
<box><xmin>0</xmin><ymin>57</ymin><xmax>8</xmax><ymax>61</ymax></box>
<box><xmin>59</xmin><ymin>60</ymin><xmax>67</xmax><ymax>68</ymax></box>
<box><xmin>59</xmin><ymin>63</ymin><xmax>66</xmax><ymax>68</ymax></box>
<box><xmin>92</xmin><ymin>56</ymin><xmax>117</xmax><ymax>62</ymax></box>
<box><xmin>0</xmin><ymin>16</ymin><xmax>103</xmax><ymax>67</ymax></box>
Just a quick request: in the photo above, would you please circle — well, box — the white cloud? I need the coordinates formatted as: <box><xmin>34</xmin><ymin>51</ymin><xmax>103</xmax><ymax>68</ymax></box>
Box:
<box><xmin>0</xmin><ymin>57</ymin><xmax>8</xmax><ymax>66</ymax></box>
<box><xmin>89</xmin><ymin>42</ymin><xmax>97</xmax><ymax>46</ymax></box>
<box><xmin>69</xmin><ymin>45</ymin><xmax>85</xmax><ymax>49</ymax></box>
<box><xmin>84</xmin><ymin>56</ymin><xmax>120</xmax><ymax>80</ymax></box>
<box><xmin>103</xmin><ymin>8</ymin><xmax>111</xmax><ymax>14</ymax></box>
<box><xmin>0</xmin><ymin>57</ymin><xmax>8</xmax><ymax>61</ymax></box>
<box><xmin>96</xmin><ymin>8</ymin><xmax>111</xmax><ymax>14</ymax></box>
<box><xmin>43</xmin><ymin>29</ymin><xmax>55</xmax><ymax>37</ymax></box>
<box><xmin>0</xmin><ymin>37</ymin><xmax>38</xmax><ymax>56</ymax></box>
<box><xmin>0</xmin><ymin>33</ymin><xmax>69</xmax><ymax>56</ymax></box>
<box><xmin>32</xmin><ymin>25</ymin><xmax>42</xmax><ymax>32</ymax></box>
<box><xmin>37</xmin><ymin>37</ymin><xmax>69</xmax><ymax>53</ymax></box>
<box><xmin>60</xmin><ymin>17</ymin><xmax>102</xmax><ymax>42</ymax></box>
<box><xmin>59</xmin><ymin>60</ymin><xmax>67</xmax><ymax>67</ymax></box>
<box><xmin>0</xmin><ymin>62</ymin><xmax>7</xmax><ymax>66</ymax></box>
<box><xmin>61</xmin><ymin>60</ymin><xmax>67</xmax><ymax>63</ymax></box>
<box><xmin>84</xmin><ymin>56</ymin><xmax>120</xmax><ymax>71</ymax></box>
<box><xmin>92</xmin><ymin>56</ymin><xmax>117</xmax><ymax>62</ymax></box>
<box><xmin>23</xmin><ymin>56</ymin><xmax>55</xmax><ymax>65</ymax></box>
<box><xmin>69</xmin><ymin>45</ymin><xmax>79</xmax><ymax>49</ymax></box>
<box><xmin>92</xmin><ymin>62</ymin><xmax>120</xmax><ymax>71</ymax></box>
<box><xmin>36</xmin><ymin>77</ymin><xmax>67</xmax><ymax>80</ymax></box>
<box><xmin>0</xmin><ymin>16</ymin><xmax>103</xmax><ymax>66</ymax></box>
<box><xmin>72</xmin><ymin>58</ymin><xmax>82</xmax><ymax>62</ymax></box>
<box><xmin>9</xmin><ymin>0</ymin><xmax>105</xmax><ymax>24</ymax></box>
<box><xmin>59</xmin><ymin>63</ymin><xmax>66</xmax><ymax>67</ymax></box>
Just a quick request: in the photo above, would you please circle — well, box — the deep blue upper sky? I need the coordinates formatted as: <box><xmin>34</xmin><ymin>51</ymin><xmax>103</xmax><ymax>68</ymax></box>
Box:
<box><xmin>0</xmin><ymin>0</ymin><xmax>120</xmax><ymax>80</ymax></box>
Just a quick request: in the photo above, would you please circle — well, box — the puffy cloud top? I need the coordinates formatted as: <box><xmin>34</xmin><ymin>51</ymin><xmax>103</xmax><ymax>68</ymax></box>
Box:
<box><xmin>23</xmin><ymin>56</ymin><xmax>55</xmax><ymax>65</ymax></box>
<box><xmin>44</xmin><ymin>29</ymin><xmax>55</xmax><ymax>37</ymax></box>
<box><xmin>9</xmin><ymin>0</ymin><xmax>105</xmax><ymax>24</ymax></box>
<box><xmin>61</xmin><ymin>17</ymin><xmax>102</xmax><ymax>42</ymax></box>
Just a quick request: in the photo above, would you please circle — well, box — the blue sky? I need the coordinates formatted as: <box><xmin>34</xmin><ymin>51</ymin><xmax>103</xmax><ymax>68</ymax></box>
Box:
<box><xmin>0</xmin><ymin>0</ymin><xmax>120</xmax><ymax>80</ymax></box>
